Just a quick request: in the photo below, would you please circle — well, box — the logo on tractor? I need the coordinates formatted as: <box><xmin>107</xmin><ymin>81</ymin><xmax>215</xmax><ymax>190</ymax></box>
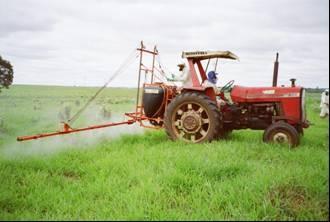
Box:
<box><xmin>184</xmin><ymin>51</ymin><xmax>207</xmax><ymax>56</ymax></box>
<box><xmin>282</xmin><ymin>92</ymin><xmax>300</xmax><ymax>98</ymax></box>
<box><xmin>144</xmin><ymin>89</ymin><xmax>159</xmax><ymax>94</ymax></box>
<box><xmin>263</xmin><ymin>90</ymin><xmax>275</xmax><ymax>94</ymax></box>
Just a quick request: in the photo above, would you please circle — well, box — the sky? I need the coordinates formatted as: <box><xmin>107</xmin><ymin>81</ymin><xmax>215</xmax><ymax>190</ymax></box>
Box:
<box><xmin>0</xmin><ymin>0</ymin><xmax>329</xmax><ymax>88</ymax></box>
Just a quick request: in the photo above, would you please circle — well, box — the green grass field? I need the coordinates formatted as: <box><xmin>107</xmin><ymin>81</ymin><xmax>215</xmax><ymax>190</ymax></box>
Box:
<box><xmin>0</xmin><ymin>85</ymin><xmax>328</xmax><ymax>220</ymax></box>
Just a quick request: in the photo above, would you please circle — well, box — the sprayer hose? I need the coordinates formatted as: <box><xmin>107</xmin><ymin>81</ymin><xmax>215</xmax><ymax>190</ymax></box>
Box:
<box><xmin>68</xmin><ymin>49</ymin><xmax>139</xmax><ymax>125</ymax></box>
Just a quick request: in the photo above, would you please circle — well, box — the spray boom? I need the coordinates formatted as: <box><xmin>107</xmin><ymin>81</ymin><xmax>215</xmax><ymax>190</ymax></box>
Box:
<box><xmin>17</xmin><ymin>121</ymin><xmax>136</xmax><ymax>142</ymax></box>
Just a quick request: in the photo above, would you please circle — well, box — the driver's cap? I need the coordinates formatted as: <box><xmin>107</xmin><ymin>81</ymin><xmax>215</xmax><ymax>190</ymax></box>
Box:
<box><xmin>207</xmin><ymin>71</ymin><xmax>218</xmax><ymax>84</ymax></box>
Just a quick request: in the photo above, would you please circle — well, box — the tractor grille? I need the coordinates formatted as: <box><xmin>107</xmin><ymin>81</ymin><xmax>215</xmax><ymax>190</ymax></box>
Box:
<box><xmin>301</xmin><ymin>88</ymin><xmax>306</xmax><ymax>121</ymax></box>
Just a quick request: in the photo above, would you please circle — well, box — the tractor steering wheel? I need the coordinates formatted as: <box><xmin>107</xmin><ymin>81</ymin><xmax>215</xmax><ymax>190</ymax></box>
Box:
<box><xmin>219</xmin><ymin>80</ymin><xmax>235</xmax><ymax>93</ymax></box>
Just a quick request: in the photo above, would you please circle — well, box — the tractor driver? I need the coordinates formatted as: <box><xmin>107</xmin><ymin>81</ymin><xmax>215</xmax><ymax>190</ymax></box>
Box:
<box><xmin>202</xmin><ymin>71</ymin><xmax>228</xmax><ymax>107</ymax></box>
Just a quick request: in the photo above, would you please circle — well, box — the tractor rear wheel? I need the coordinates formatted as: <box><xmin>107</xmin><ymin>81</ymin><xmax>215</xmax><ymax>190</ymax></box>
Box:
<box><xmin>263</xmin><ymin>121</ymin><xmax>300</xmax><ymax>147</ymax></box>
<box><xmin>164</xmin><ymin>92</ymin><xmax>222</xmax><ymax>143</ymax></box>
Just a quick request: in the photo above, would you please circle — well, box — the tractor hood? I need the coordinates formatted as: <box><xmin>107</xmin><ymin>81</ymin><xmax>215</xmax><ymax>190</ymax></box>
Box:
<box><xmin>230</xmin><ymin>85</ymin><xmax>308</xmax><ymax>126</ymax></box>
<box><xmin>182</xmin><ymin>50</ymin><xmax>239</xmax><ymax>61</ymax></box>
<box><xmin>230</xmin><ymin>86</ymin><xmax>302</xmax><ymax>103</ymax></box>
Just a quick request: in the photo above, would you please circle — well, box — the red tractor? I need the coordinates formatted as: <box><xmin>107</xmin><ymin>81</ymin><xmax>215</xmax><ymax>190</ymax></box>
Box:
<box><xmin>142</xmin><ymin>50</ymin><xmax>309</xmax><ymax>147</ymax></box>
<box><xmin>17</xmin><ymin>42</ymin><xmax>309</xmax><ymax>147</ymax></box>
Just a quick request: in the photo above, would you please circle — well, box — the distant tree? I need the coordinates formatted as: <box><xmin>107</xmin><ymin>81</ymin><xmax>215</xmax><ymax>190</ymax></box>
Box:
<box><xmin>0</xmin><ymin>55</ymin><xmax>14</xmax><ymax>93</ymax></box>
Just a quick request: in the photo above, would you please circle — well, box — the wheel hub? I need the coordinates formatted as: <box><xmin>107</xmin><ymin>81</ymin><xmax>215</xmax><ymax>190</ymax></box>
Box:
<box><xmin>273</xmin><ymin>132</ymin><xmax>289</xmax><ymax>143</ymax></box>
<box><xmin>181</xmin><ymin>111</ymin><xmax>202</xmax><ymax>133</ymax></box>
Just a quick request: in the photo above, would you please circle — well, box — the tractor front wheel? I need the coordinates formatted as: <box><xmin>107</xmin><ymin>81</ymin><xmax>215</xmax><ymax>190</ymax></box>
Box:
<box><xmin>164</xmin><ymin>92</ymin><xmax>222</xmax><ymax>143</ymax></box>
<box><xmin>263</xmin><ymin>121</ymin><xmax>300</xmax><ymax>147</ymax></box>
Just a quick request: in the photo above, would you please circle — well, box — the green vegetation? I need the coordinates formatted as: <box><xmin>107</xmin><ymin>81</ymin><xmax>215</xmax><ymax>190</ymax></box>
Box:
<box><xmin>0</xmin><ymin>55</ymin><xmax>14</xmax><ymax>93</ymax></box>
<box><xmin>0</xmin><ymin>85</ymin><xmax>328</xmax><ymax>220</ymax></box>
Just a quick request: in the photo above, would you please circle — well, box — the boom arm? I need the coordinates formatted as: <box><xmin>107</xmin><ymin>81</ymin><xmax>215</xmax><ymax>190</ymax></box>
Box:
<box><xmin>17</xmin><ymin>120</ymin><xmax>135</xmax><ymax>142</ymax></box>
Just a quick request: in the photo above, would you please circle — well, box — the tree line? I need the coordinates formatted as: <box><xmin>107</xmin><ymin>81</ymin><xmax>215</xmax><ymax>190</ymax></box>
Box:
<box><xmin>0</xmin><ymin>55</ymin><xmax>13</xmax><ymax>93</ymax></box>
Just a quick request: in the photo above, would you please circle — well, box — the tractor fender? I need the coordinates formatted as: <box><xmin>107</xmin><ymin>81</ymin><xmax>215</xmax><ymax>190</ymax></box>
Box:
<box><xmin>180</xmin><ymin>86</ymin><xmax>216</xmax><ymax>101</ymax></box>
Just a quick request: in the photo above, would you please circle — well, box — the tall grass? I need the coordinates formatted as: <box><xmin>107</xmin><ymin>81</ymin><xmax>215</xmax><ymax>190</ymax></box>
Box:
<box><xmin>0</xmin><ymin>85</ymin><xmax>328</xmax><ymax>220</ymax></box>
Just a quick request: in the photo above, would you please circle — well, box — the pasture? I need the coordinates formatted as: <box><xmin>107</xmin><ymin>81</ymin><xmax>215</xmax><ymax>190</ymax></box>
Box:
<box><xmin>0</xmin><ymin>85</ymin><xmax>328</xmax><ymax>220</ymax></box>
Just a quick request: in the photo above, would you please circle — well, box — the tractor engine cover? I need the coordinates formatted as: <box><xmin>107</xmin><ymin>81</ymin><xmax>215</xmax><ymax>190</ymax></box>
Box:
<box><xmin>230</xmin><ymin>86</ymin><xmax>301</xmax><ymax>103</ymax></box>
<box><xmin>143</xmin><ymin>85</ymin><xmax>165</xmax><ymax>118</ymax></box>
<box><xmin>230</xmin><ymin>85</ymin><xmax>306</xmax><ymax>124</ymax></box>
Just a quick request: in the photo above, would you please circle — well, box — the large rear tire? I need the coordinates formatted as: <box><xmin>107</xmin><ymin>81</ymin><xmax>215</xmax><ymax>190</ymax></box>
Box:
<box><xmin>263</xmin><ymin>121</ymin><xmax>300</xmax><ymax>147</ymax></box>
<box><xmin>164</xmin><ymin>92</ymin><xmax>222</xmax><ymax>143</ymax></box>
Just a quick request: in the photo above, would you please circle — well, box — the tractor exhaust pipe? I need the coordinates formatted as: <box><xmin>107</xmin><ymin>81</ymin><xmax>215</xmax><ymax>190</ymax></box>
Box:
<box><xmin>272</xmin><ymin>53</ymin><xmax>279</xmax><ymax>87</ymax></box>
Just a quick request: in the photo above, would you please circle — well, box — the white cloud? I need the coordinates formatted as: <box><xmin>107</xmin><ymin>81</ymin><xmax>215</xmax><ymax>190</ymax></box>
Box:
<box><xmin>0</xmin><ymin>0</ymin><xmax>328</xmax><ymax>88</ymax></box>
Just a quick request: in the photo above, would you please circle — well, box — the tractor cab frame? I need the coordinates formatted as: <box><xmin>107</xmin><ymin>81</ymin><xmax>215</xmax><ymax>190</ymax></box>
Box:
<box><xmin>179</xmin><ymin>51</ymin><xmax>239</xmax><ymax>101</ymax></box>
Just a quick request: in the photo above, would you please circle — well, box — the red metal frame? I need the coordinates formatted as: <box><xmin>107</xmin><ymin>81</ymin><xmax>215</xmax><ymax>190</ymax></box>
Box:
<box><xmin>17</xmin><ymin>121</ymin><xmax>135</xmax><ymax>141</ymax></box>
<box><xmin>17</xmin><ymin>41</ymin><xmax>166</xmax><ymax>142</ymax></box>
<box><xmin>187</xmin><ymin>59</ymin><xmax>209</xmax><ymax>87</ymax></box>
<box><xmin>183</xmin><ymin>58</ymin><xmax>216</xmax><ymax>101</ymax></box>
